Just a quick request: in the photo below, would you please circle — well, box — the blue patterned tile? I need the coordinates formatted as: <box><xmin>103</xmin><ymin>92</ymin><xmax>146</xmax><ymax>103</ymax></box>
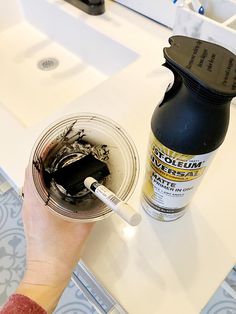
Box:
<box><xmin>0</xmin><ymin>175</ymin><xmax>25</xmax><ymax>305</ymax></box>
<box><xmin>201</xmin><ymin>268</ymin><xmax>236</xmax><ymax>313</ymax></box>
<box><xmin>54</xmin><ymin>281</ymin><xmax>97</xmax><ymax>314</ymax></box>
<box><xmin>201</xmin><ymin>285</ymin><xmax>236</xmax><ymax>314</ymax></box>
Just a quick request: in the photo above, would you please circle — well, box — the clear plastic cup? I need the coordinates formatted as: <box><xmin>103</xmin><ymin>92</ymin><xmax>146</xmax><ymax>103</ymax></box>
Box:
<box><xmin>28</xmin><ymin>113</ymin><xmax>139</xmax><ymax>222</ymax></box>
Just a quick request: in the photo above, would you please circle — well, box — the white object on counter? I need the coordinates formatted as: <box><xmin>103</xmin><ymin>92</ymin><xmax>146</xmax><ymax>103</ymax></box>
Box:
<box><xmin>174</xmin><ymin>0</ymin><xmax>236</xmax><ymax>54</ymax></box>
<box><xmin>115</xmin><ymin>0</ymin><xmax>236</xmax><ymax>54</ymax></box>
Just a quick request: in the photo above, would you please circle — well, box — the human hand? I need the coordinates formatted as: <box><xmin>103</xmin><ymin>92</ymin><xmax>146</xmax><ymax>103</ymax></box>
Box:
<box><xmin>17</xmin><ymin>167</ymin><xmax>94</xmax><ymax>312</ymax></box>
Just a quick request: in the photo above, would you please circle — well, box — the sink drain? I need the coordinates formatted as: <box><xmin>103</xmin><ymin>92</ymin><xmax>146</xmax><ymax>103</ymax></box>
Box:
<box><xmin>37</xmin><ymin>58</ymin><xmax>59</xmax><ymax>71</ymax></box>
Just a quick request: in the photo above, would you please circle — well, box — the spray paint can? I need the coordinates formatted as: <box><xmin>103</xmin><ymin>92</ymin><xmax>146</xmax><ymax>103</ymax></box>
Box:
<box><xmin>141</xmin><ymin>36</ymin><xmax>236</xmax><ymax>221</ymax></box>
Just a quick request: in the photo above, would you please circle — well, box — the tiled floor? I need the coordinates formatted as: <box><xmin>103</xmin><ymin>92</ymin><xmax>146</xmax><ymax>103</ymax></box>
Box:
<box><xmin>1</xmin><ymin>168</ymin><xmax>236</xmax><ymax>314</ymax></box>
<box><xmin>0</xmin><ymin>170</ymin><xmax>98</xmax><ymax>313</ymax></box>
<box><xmin>201</xmin><ymin>269</ymin><xmax>236</xmax><ymax>314</ymax></box>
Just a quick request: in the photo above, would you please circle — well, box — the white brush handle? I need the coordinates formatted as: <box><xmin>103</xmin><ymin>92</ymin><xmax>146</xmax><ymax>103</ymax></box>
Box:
<box><xmin>84</xmin><ymin>177</ymin><xmax>141</xmax><ymax>226</ymax></box>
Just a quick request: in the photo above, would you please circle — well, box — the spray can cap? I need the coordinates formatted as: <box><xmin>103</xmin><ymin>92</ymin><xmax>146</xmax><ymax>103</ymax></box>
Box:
<box><xmin>164</xmin><ymin>36</ymin><xmax>236</xmax><ymax>100</ymax></box>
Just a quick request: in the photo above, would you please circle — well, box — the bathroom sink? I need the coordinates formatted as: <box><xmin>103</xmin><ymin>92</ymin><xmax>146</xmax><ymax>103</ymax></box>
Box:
<box><xmin>0</xmin><ymin>0</ymin><xmax>171</xmax><ymax>188</ymax></box>
<box><xmin>0</xmin><ymin>0</ymin><xmax>138</xmax><ymax>127</ymax></box>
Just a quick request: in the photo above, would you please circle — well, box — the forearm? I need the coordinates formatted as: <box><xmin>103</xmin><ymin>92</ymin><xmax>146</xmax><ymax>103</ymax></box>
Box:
<box><xmin>16</xmin><ymin>281</ymin><xmax>67</xmax><ymax>313</ymax></box>
<box><xmin>15</xmin><ymin>262</ymin><xmax>72</xmax><ymax>313</ymax></box>
<box><xmin>5</xmin><ymin>167</ymin><xmax>95</xmax><ymax>313</ymax></box>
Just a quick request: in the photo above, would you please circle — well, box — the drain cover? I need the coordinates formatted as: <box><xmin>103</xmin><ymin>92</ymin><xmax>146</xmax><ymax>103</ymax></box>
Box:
<box><xmin>37</xmin><ymin>58</ymin><xmax>59</xmax><ymax>71</ymax></box>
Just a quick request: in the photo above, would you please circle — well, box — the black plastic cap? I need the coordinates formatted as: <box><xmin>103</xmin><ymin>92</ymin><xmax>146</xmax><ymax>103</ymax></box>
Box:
<box><xmin>164</xmin><ymin>36</ymin><xmax>236</xmax><ymax>98</ymax></box>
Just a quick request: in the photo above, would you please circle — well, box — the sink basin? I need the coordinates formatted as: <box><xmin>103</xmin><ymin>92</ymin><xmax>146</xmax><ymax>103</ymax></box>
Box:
<box><xmin>0</xmin><ymin>0</ymin><xmax>138</xmax><ymax>127</ymax></box>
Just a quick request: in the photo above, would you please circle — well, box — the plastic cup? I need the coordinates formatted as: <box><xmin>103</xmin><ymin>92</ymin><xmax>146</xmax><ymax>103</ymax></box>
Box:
<box><xmin>28</xmin><ymin>113</ymin><xmax>139</xmax><ymax>222</ymax></box>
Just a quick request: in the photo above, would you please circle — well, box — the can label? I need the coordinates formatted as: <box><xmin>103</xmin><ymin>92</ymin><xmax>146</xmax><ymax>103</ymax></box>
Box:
<box><xmin>142</xmin><ymin>132</ymin><xmax>216</xmax><ymax>219</ymax></box>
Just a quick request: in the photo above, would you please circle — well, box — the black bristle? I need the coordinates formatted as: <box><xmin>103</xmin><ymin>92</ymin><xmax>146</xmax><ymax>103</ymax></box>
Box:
<box><xmin>52</xmin><ymin>153</ymin><xmax>110</xmax><ymax>195</ymax></box>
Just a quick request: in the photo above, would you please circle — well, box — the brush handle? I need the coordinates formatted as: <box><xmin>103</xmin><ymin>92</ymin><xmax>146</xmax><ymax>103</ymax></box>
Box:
<box><xmin>84</xmin><ymin>177</ymin><xmax>141</xmax><ymax>226</ymax></box>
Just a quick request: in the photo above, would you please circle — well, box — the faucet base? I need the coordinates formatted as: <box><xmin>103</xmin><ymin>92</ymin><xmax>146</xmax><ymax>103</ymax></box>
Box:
<box><xmin>64</xmin><ymin>0</ymin><xmax>105</xmax><ymax>15</ymax></box>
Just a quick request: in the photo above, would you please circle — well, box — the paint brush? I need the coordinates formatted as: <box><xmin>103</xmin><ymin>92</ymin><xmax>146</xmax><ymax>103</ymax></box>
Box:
<box><xmin>84</xmin><ymin>177</ymin><xmax>141</xmax><ymax>226</ymax></box>
<box><xmin>51</xmin><ymin>153</ymin><xmax>141</xmax><ymax>226</ymax></box>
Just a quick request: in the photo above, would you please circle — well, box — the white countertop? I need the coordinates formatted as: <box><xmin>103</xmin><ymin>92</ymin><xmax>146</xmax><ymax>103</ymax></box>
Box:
<box><xmin>1</xmin><ymin>1</ymin><xmax>236</xmax><ymax>313</ymax></box>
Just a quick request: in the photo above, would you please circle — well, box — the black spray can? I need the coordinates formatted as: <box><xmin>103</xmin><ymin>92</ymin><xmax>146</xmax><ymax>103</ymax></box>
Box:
<box><xmin>141</xmin><ymin>36</ymin><xmax>236</xmax><ymax>221</ymax></box>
